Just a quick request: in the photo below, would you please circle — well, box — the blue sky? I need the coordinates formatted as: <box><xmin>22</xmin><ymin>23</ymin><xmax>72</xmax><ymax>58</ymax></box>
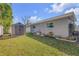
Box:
<box><xmin>12</xmin><ymin>3</ymin><xmax>79</xmax><ymax>25</ymax></box>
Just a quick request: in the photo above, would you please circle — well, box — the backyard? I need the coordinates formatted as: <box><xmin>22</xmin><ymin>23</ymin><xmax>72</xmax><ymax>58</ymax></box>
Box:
<box><xmin>0</xmin><ymin>33</ymin><xmax>78</xmax><ymax>56</ymax></box>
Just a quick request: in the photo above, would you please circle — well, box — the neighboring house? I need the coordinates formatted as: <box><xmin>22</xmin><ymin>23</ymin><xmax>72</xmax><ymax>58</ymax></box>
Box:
<box><xmin>0</xmin><ymin>25</ymin><xmax>3</xmax><ymax>36</ymax></box>
<box><xmin>26</xmin><ymin>12</ymin><xmax>76</xmax><ymax>37</ymax></box>
<box><xmin>10</xmin><ymin>23</ymin><xmax>25</xmax><ymax>35</ymax></box>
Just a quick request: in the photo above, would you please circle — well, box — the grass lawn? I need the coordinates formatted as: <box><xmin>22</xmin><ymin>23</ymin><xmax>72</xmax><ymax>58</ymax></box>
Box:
<box><xmin>0</xmin><ymin>33</ymin><xmax>79</xmax><ymax>56</ymax></box>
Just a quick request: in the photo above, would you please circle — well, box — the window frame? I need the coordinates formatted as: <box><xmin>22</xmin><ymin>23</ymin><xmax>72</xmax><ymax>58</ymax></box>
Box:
<box><xmin>47</xmin><ymin>22</ymin><xmax>54</xmax><ymax>28</ymax></box>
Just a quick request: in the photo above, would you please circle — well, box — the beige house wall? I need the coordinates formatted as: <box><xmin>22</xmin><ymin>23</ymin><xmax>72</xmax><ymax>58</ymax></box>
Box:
<box><xmin>26</xmin><ymin>12</ymin><xmax>76</xmax><ymax>37</ymax></box>
<box><xmin>33</xmin><ymin>18</ymin><xmax>74</xmax><ymax>37</ymax></box>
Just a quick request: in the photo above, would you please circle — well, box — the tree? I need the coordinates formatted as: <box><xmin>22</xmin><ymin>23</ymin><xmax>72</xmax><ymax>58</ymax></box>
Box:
<box><xmin>0</xmin><ymin>4</ymin><xmax>3</xmax><ymax>25</ymax></box>
<box><xmin>0</xmin><ymin>3</ymin><xmax>12</xmax><ymax>34</ymax></box>
<box><xmin>21</xmin><ymin>16</ymin><xmax>30</xmax><ymax>34</ymax></box>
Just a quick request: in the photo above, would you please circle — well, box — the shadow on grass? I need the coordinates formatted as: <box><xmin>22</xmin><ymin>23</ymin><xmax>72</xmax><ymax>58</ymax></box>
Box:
<box><xmin>26</xmin><ymin>33</ymin><xmax>79</xmax><ymax>56</ymax></box>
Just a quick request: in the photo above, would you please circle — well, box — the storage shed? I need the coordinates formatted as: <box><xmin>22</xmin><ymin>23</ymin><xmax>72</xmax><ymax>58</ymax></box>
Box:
<box><xmin>10</xmin><ymin>23</ymin><xmax>25</xmax><ymax>35</ymax></box>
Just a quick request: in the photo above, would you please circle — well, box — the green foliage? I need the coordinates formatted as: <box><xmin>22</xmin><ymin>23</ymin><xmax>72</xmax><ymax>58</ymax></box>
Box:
<box><xmin>0</xmin><ymin>3</ymin><xmax>12</xmax><ymax>34</ymax></box>
<box><xmin>27</xmin><ymin>34</ymin><xmax>79</xmax><ymax>56</ymax></box>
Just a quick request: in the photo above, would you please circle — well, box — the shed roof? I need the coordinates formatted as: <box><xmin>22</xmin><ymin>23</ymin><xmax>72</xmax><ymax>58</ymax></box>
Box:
<box><xmin>12</xmin><ymin>22</ymin><xmax>24</xmax><ymax>26</ymax></box>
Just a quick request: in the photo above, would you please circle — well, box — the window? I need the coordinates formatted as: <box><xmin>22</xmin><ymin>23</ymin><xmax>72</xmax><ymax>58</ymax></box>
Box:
<box><xmin>47</xmin><ymin>23</ymin><xmax>54</xmax><ymax>28</ymax></box>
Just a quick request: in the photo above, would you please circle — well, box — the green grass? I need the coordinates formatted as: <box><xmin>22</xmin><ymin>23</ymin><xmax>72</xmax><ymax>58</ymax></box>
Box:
<box><xmin>0</xmin><ymin>33</ymin><xmax>79</xmax><ymax>56</ymax></box>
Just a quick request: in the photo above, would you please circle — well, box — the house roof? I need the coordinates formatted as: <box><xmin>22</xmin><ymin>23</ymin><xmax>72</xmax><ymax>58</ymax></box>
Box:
<box><xmin>27</xmin><ymin>12</ymin><xmax>77</xmax><ymax>26</ymax></box>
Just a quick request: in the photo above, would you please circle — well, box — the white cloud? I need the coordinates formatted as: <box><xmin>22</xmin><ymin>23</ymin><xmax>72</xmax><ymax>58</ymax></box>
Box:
<box><xmin>29</xmin><ymin>16</ymin><xmax>42</xmax><ymax>23</ymax></box>
<box><xmin>49</xmin><ymin>3</ymin><xmax>64</xmax><ymax>13</ymax></box>
<box><xmin>44</xmin><ymin>3</ymin><xmax>79</xmax><ymax>25</ymax></box>
<box><xmin>47</xmin><ymin>3</ymin><xmax>74</xmax><ymax>13</ymax></box>
<box><xmin>65</xmin><ymin>8</ymin><xmax>79</xmax><ymax>16</ymax></box>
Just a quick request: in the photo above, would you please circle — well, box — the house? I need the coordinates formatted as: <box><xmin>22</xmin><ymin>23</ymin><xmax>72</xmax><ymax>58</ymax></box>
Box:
<box><xmin>0</xmin><ymin>25</ymin><xmax>3</xmax><ymax>36</ymax></box>
<box><xmin>10</xmin><ymin>23</ymin><xmax>25</xmax><ymax>35</ymax></box>
<box><xmin>26</xmin><ymin>12</ymin><xmax>77</xmax><ymax>38</ymax></box>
